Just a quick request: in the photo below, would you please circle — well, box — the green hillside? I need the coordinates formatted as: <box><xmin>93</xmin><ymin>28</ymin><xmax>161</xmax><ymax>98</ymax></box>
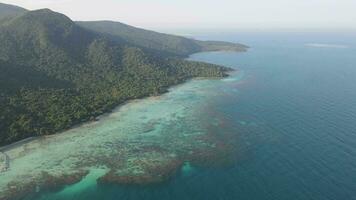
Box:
<box><xmin>0</xmin><ymin>3</ymin><xmax>247</xmax><ymax>57</ymax></box>
<box><xmin>77</xmin><ymin>21</ymin><xmax>248</xmax><ymax>57</ymax></box>
<box><xmin>0</xmin><ymin>2</ymin><xmax>26</xmax><ymax>19</ymax></box>
<box><xmin>0</xmin><ymin>9</ymin><xmax>230</xmax><ymax>145</ymax></box>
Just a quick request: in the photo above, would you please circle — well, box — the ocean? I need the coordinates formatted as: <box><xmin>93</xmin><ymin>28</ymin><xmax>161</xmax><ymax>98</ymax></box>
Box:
<box><xmin>15</xmin><ymin>32</ymin><xmax>356</xmax><ymax>200</ymax></box>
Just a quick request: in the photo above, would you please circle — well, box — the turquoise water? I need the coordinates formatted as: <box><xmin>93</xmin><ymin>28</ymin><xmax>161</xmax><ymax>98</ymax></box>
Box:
<box><xmin>26</xmin><ymin>32</ymin><xmax>356</xmax><ymax>199</ymax></box>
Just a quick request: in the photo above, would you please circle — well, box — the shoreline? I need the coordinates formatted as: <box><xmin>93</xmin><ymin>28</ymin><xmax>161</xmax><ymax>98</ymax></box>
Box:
<box><xmin>0</xmin><ymin>76</ymin><xmax>230</xmax><ymax>151</ymax></box>
<box><xmin>0</xmin><ymin>50</ymin><xmax>241</xmax><ymax>150</ymax></box>
<box><xmin>0</xmin><ymin>50</ymin><xmax>244</xmax><ymax>200</ymax></box>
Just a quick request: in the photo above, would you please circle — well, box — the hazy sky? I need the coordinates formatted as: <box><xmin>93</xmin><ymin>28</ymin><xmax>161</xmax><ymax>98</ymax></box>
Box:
<box><xmin>2</xmin><ymin>0</ymin><xmax>356</xmax><ymax>31</ymax></box>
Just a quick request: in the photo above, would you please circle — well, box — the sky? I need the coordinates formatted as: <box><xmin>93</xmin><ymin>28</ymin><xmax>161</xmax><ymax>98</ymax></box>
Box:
<box><xmin>2</xmin><ymin>0</ymin><xmax>356</xmax><ymax>32</ymax></box>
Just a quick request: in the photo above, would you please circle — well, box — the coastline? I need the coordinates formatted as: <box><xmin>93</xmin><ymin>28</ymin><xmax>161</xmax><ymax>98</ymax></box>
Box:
<box><xmin>0</xmin><ymin>50</ymin><xmax>244</xmax><ymax>200</ymax></box>
<box><xmin>0</xmin><ymin>49</ymin><xmax>242</xmax><ymax>150</ymax></box>
<box><xmin>0</xmin><ymin>74</ymin><xmax>232</xmax><ymax>151</ymax></box>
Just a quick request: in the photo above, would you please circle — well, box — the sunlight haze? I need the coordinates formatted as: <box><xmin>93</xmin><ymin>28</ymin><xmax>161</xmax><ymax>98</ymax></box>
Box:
<box><xmin>1</xmin><ymin>0</ymin><xmax>356</xmax><ymax>32</ymax></box>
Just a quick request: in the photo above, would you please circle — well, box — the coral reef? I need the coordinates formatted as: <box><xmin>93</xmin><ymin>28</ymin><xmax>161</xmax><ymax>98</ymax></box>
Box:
<box><xmin>0</xmin><ymin>75</ymin><xmax>241</xmax><ymax>200</ymax></box>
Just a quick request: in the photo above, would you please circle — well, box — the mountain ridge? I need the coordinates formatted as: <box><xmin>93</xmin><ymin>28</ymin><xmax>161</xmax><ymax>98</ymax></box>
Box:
<box><xmin>0</xmin><ymin>7</ymin><xmax>236</xmax><ymax>145</ymax></box>
<box><xmin>0</xmin><ymin>2</ymin><xmax>27</xmax><ymax>20</ymax></box>
<box><xmin>77</xmin><ymin>20</ymin><xmax>248</xmax><ymax>57</ymax></box>
<box><xmin>0</xmin><ymin>3</ymin><xmax>247</xmax><ymax>57</ymax></box>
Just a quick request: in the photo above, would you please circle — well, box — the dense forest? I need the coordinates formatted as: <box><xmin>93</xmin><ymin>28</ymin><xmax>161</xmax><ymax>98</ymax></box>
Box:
<box><xmin>0</xmin><ymin>6</ymin><xmax>242</xmax><ymax>146</ymax></box>
<box><xmin>0</xmin><ymin>3</ymin><xmax>26</xmax><ymax>20</ymax></box>
<box><xmin>77</xmin><ymin>21</ymin><xmax>248</xmax><ymax>57</ymax></box>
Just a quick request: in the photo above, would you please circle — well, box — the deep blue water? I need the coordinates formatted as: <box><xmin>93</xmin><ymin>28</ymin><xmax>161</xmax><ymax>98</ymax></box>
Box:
<box><xmin>33</xmin><ymin>32</ymin><xmax>356</xmax><ymax>200</ymax></box>
<box><xmin>186</xmin><ymin>32</ymin><xmax>356</xmax><ymax>200</ymax></box>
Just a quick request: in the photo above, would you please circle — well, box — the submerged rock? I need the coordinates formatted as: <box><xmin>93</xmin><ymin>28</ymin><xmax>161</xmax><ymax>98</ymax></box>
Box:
<box><xmin>0</xmin><ymin>75</ymin><xmax>241</xmax><ymax>200</ymax></box>
<box><xmin>0</xmin><ymin>152</ymin><xmax>9</xmax><ymax>172</ymax></box>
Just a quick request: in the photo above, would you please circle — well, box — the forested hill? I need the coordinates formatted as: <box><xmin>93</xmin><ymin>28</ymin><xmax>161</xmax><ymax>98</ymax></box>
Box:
<box><xmin>0</xmin><ymin>3</ymin><xmax>27</xmax><ymax>19</ymax></box>
<box><xmin>0</xmin><ymin>8</ymin><xmax>232</xmax><ymax>146</ymax></box>
<box><xmin>77</xmin><ymin>21</ymin><xmax>248</xmax><ymax>57</ymax></box>
<box><xmin>0</xmin><ymin>3</ymin><xmax>248</xmax><ymax>56</ymax></box>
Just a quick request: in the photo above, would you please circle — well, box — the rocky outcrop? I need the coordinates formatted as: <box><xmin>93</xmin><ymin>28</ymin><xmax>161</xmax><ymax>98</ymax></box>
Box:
<box><xmin>0</xmin><ymin>152</ymin><xmax>9</xmax><ymax>172</ymax></box>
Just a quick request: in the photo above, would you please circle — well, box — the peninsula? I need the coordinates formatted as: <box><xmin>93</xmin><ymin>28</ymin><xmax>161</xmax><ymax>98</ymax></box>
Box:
<box><xmin>0</xmin><ymin>3</ymin><xmax>247</xmax><ymax>146</ymax></box>
<box><xmin>0</xmin><ymin>3</ymin><xmax>248</xmax><ymax>200</ymax></box>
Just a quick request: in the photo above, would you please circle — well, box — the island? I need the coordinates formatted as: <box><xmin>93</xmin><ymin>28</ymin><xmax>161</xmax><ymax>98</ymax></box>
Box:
<box><xmin>0</xmin><ymin>3</ymin><xmax>247</xmax><ymax>146</ymax></box>
<box><xmin>0</xmin><ymin>3</ymin><xmax>247</xmax><ymax>200</ymax></box>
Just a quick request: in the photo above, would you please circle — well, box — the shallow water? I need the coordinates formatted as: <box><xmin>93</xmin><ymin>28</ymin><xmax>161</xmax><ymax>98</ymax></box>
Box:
<box><xmin>2</xmin><ymin>32</ymin><xmax>356</xmax><ymax>200</ymax></box>
<box><xmin>0</xmin><ymin>65</ymin><xmax>243</xmax><ymax>199</ymax></box>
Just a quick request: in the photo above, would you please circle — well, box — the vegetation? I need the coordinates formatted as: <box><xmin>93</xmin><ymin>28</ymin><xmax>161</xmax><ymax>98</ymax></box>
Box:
<box><xmin>0</xmin><ymin>3</ymin><xmax>27</xmax><ymax>20</ymax></box>
<box><xmin>0</xmin><ymin>9</ymin><xmax>232</xmax><ymax>146</ymax></box>
<box><xmin>77</xmin><ymin>21</ymin><xmax>248</xmax><ymax>57</ymax></box>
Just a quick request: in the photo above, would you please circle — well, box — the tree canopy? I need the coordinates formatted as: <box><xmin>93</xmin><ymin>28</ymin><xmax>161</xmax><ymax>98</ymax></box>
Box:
<box><xmin>0</xmin><ymin>8</ymin><xmax>233</xmax><ymax>145</ymax></box>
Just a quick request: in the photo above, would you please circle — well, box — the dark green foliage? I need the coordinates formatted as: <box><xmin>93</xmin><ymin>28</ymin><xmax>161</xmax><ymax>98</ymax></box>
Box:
<box><xmin>77</xmin><ymin>21</ymin><xmax>248</xmax><ymax>57</ymax></box>
<box><xmin>0</xmin><ymin>9</ymin><xmax>231</xmax><ymax>146</ymax></box>
<box><xmin>195</xmin><ymin>40</ymin><xmax>249</xmax><ymax>52</ymax></box>
<box><xmin>76</xmin><ymin>21</ymin><xmax>201</xmax><ymax>57</ymax></box>
<box><xmin>0</xmin><ymin>3</ymin><xmax>27</xmax><ymax>20</ymax></box>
